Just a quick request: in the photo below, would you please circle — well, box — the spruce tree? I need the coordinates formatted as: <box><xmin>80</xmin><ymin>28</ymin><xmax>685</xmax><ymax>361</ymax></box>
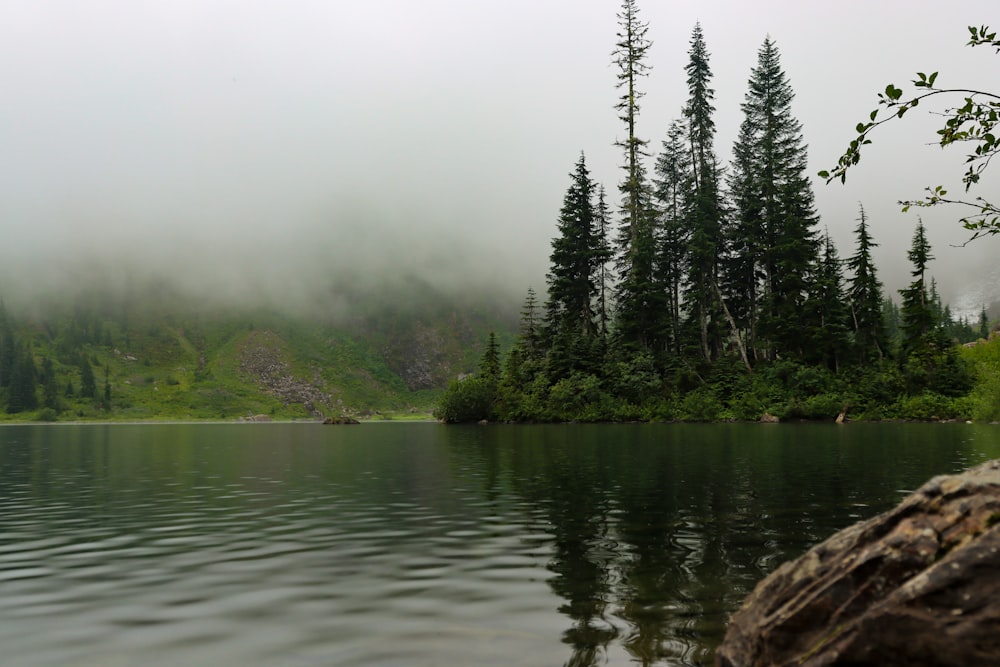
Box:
<box><xmin>846</xmin><ymin>203</ymin><xmax>888</xmax><ymax>362</ymax></box>
<box><xmin>979</xmin><ymin>306</ymin><xmax>990</xmax><ymax>340</ymax></box>
<box><xmin>727</xmin><ymin>37</ymin><xmax>819</xmax><ymax>361</ymax></box>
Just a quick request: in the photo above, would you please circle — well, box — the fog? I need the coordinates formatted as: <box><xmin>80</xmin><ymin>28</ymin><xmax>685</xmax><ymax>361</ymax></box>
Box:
<box><xmin>1</xmin><ymin>1</ymin><xmax>997</xmax><ymax>318</ymax></box>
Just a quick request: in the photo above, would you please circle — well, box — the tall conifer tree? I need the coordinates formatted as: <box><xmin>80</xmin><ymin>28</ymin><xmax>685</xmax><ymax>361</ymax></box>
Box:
<box><xmin>545</xmin><ymin>154</ymin><xmax>607</xmax><ymax>376</ymax></box>
<box><xmin>682</xmin><ymin>23</ymin><xmax>726</xmax><ymax>363</ymax></box>
<box><xmin>899</xmin><ymin>218</ymin><xmax>936</xmax><ymax>355</ymax></box>
<box><xmin>727</xmin><ymin>37</ymin><xmax>819</xmax><ymax>361</ymax></box>
<box><xmin>807</xmin><ymin>232</ymin><xmax>851</xmax><ymax>371</ymax></box>
<box><xmin>653</xmin><ymin>119</ymin><xmax>691</xmax><ymax>357</ymax></box>
<box><xmin>846</xmin><ymin>204</ymin><xmax>887</xmax><ymax>362</ymax></box>
<box><xmin>611</xmin><ymin>0</ymin><xmax>658</xmax><ymax>350</ymax></box>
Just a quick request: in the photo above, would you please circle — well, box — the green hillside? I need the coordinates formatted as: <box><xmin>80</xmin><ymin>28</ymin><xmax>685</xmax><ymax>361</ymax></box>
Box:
<box><xmin>0</xmin><ymin>286</ymin><xmax>517</xmax><ymax>422</ymax></box>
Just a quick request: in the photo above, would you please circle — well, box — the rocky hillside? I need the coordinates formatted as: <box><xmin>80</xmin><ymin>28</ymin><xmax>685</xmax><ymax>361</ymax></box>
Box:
<box><xmin>0</xmin><ymin>291</ymin><xmax>517</xmax><ymax>421</ymax></box>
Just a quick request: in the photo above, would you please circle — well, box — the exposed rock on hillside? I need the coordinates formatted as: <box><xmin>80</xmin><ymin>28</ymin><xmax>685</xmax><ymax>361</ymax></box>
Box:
<box><xmin>716</xmin><ymin>458</ymin><xmax>1000</xmax><ymax>667</ymax></box>
<box><xmin>381</xmin><ymin>318</ymin><xmax>471</xmax><ymax>391</ymax></box>
<box><xmin>239</xmin><ymin>330</ymin><xmax>333</xmax><ymax>416</ymax></box>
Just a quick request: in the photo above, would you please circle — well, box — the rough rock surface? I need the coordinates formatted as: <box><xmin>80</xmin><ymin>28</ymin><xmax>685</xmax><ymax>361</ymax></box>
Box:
<box><xmin>716</xmin><ymin>458</ymin><xmax>1000</xmax><ymax>667</ymax></box>
<box><xmin>239</xmin><ymin>330</ymin><xmax>333</xmax><ymax>416</ymax></box>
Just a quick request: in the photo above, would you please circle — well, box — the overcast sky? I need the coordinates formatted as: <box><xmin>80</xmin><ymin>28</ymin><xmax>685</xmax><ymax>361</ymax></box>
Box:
<box><xmin>1</xmin><ymin>1</ymin><xmax>997</xmax><ymax>315</ymax></box>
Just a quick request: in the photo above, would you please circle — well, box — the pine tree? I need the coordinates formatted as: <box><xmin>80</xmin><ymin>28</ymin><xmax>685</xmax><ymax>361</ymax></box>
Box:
<box><xmin>899</xmin><ymin>218</ymin><xmax>936</xmax><ymax>355</ymax></box>
<box><xmin>846</xmin><ymin>203</ymin><xmax>888</xmax><ymax>362</ymax></box>
<box><xmin>979</xmin><ymin>306</ymin><xmax>990</xmax><ymax>340</ymax></box>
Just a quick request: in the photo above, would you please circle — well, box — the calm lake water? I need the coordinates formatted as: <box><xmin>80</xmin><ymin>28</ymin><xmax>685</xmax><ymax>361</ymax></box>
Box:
<box><xmin>1</xmin><ymin>422</ymin><xmax>998</xmax><ymax>666</ymax></box>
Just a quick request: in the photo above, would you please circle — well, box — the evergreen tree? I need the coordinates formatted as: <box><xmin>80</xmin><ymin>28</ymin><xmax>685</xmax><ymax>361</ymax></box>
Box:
<box><xmin>41</xmin><ymin>356</ymin><xmax>59</xmax><ymax>411</ymax></box>
<box><xmin>80</xmin><ymin>359</ymin><xmax>97</xmax><ymax>399</ymax></box>
<box><xmin>806</xmin><ymin>233</ymin><xmax>851</xmax><ymax>371</ymax></box>
<box><xmin>0</xmin><ymin>302</ymin><xmax>14</xmax><ymax>390</ymax></box>
<box><xmin>845</xmin><ymin>203</ymin><xmax>887</xmax><ymax>362</ymax></box>
<box><xmin>979</xmin><ymin>306</ymin><xmax>990</xmax><ymax>340</ymax></box>
<box><xmin>480</xmin><ymin>332</ymin><xmax>501</xmax><ymax>388</ymax></box>
<box><xmin>682</xmin><ymin>23</ymin><xmax>727</xmax><ymax>364</ymax></box>
<box><xmin>103</xmin><ymin>365</ymin><xmax>112</xmax><ymax>409</ymax></box>
<box><xmin>519</xmin><ymin>287</ymin><xmax>542</xmax><ymax>358</ymax></box>
<box><xmin>882</xmin><ymin>294</ymin><xmax>902</xmax><ymax>350</ymax></box>
<box><xmin>899</xmin><ymin>218</ymin><xmax>936</xmax><ymax>355</ymax></box>
<box><xmin>727</xmin><ymin>37</ymin><xmax>819</xmax><ymax>362</ymax></box>
<box><xmin>594</xmin><ymin>185</ymin><xmax>614</xmax><ymax>340</ymax></box>
<box><xmin>652</xmin><ymin>119</ymin><xmax>691</xmax><ymax>358</ymax></box>
<box><xmin>7</xmin><ymin>347</ymin><xmax>38</xmax><ymax>413</ymax></box>
<box><xmin>546</xmin><ymin>153</ymin><xmax>601</xmax><ymax>348</ymax></box>
<box><xmin>611</xmin><ymin>0</ymin><xmax>658</xmax><ymax>351</ymax></box>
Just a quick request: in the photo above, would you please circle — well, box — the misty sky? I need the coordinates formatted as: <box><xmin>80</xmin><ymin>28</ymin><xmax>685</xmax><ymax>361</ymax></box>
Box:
<box><xmin>2</xmin><ymin>1</ymin><xmax>997</xmax><ymax>315</ymax></box>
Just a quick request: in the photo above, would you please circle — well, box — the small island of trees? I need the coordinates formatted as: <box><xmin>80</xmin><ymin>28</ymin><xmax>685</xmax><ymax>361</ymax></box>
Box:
<box><xmin>436</xmin><ymin>5</ymin><xmax>999</xmax><ymax>424</ymax></box>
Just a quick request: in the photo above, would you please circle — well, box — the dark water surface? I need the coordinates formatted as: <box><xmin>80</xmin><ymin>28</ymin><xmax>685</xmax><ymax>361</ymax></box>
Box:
<box><xmin>1</xmin><ymin>422</ymin><xmax>998</xmax><ymax>666</ymax></box>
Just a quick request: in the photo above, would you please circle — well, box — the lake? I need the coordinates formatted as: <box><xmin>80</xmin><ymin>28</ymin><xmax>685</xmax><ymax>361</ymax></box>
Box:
<box><xmin>1</xmin><ymin>422</ymin><xmax>998</xmax><ymax>666</ymax></box>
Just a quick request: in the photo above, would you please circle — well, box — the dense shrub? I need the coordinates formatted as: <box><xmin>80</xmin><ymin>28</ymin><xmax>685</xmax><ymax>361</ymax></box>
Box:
<box><xmin>434</xmin><ymin>377</ymin><xmax>494</xmax><ymax>423</ymax></box>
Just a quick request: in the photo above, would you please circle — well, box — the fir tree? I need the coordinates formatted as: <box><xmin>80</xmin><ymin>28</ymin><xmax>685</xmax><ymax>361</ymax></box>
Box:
<box><xmin>80</xmin><ymin>360</ymin><xmax>97</xmax><ymax>399</ymax></box>
<box><xmin>480</xmin><ymin>332</ymin><xmax>501</xmax><ymax>387</ymax></box>
<box><xmin>652</xmin><ymin>119</ymin><xmax>691</xmax><ymax>358</ymax></box>
<box><xmin>899</xmin><ymin>218</ymin><xmax>936</xmax><ymax>355</ymax></box>
<box><xmin>979</xmin><ymin>306</ymin><xmax>990</xmax><ymax>340</ymax></box>
<box><xmin>519</xmin><ymin>287</ymin><xmax>542</xmax><ymax>358</ymax></box>
<box><xmin>41</xmin><ymin>356</ymin><xmax>59</xmax><ymax>411</ymax></box>
<box><xmin>727</xmin><ymin>37</ymin><xmax>819</xmax><ymax>362</ymax></box>
<box><xmin>103</xmin><ymin>365</ymin><xmax>111</xmax><ymax>409</ymax></box>
<box><xmin>807</xmin><ymin>233</ymin><xmax>851</xmax><ymax>371</ymax></box>
<box><xmin>594</xmin><ymin>185</ymin><xmax>614</xmax><ymax>340</ymax></box>
<box><xmin>0</xmin><ymin>302</ymin><xmax>14</xmax><ymax>390</ymax></box>
<box><xmin>846</xmin><ymin>203</ymin><xmax>888</xmax><ymax>362</ymax></box>
<box><xmin>546</xmin><ymin>153</ymin><xmax>600</xmax><ymax>346</ymax></box>
<box><xmin>611</xmin><ymin>0</ymin><xmax>658</xmax><ymax>351</ymax></box>
<box><xmin>7</xmin><ymin>347</ymin><xmax>38</xmax><ymax>413</ymax></box>
<box><xmin>681</xmin><ymin>23</ymin><xmax>727</xmax><ymax>364</ymax></box>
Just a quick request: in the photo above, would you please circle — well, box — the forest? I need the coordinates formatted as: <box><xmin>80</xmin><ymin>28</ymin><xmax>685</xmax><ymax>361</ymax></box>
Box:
<box><xmin>436</xmin><ymin>4</ymin><xmax>1000</xmax><ymax>423</ymax></box>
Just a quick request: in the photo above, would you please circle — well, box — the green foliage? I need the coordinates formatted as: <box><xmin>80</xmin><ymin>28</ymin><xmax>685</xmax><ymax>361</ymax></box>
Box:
<box><xmin>679</xmin><ymin>387</ymin><xmax>722</xmax><ymax>422</ymax></box>
<box><xmin>434</xmin><ymin>377</ymin><xmax>494</xmax><ymax>423</ymax></box>
<box><xmin>821</xmin><ymin>25</ymin><xmax>1000</xmax><ymax>239</ymax></box>
<box><xmin>893</xmin><ymin>392</ymin><xmax>968</xmax><ymax>421</ymax></box>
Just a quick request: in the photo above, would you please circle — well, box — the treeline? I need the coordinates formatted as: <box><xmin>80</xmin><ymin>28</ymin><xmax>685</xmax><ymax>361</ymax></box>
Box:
<box><xmin>436</xmin><ymin>3</ymin><xmax>994</xmax><ymax>423</ymax></box>
<box><xmin>0</xmin><ymin>301</ymin><xmax>112</xmax><ymax>418</ymax></box>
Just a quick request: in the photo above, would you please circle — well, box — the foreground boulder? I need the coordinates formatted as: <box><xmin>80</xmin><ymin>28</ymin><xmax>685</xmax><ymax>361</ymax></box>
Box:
<box><xmin>716</xmin><ymin>458</ymin><xmax>1000</xmax><ymax>667</ymax></box>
